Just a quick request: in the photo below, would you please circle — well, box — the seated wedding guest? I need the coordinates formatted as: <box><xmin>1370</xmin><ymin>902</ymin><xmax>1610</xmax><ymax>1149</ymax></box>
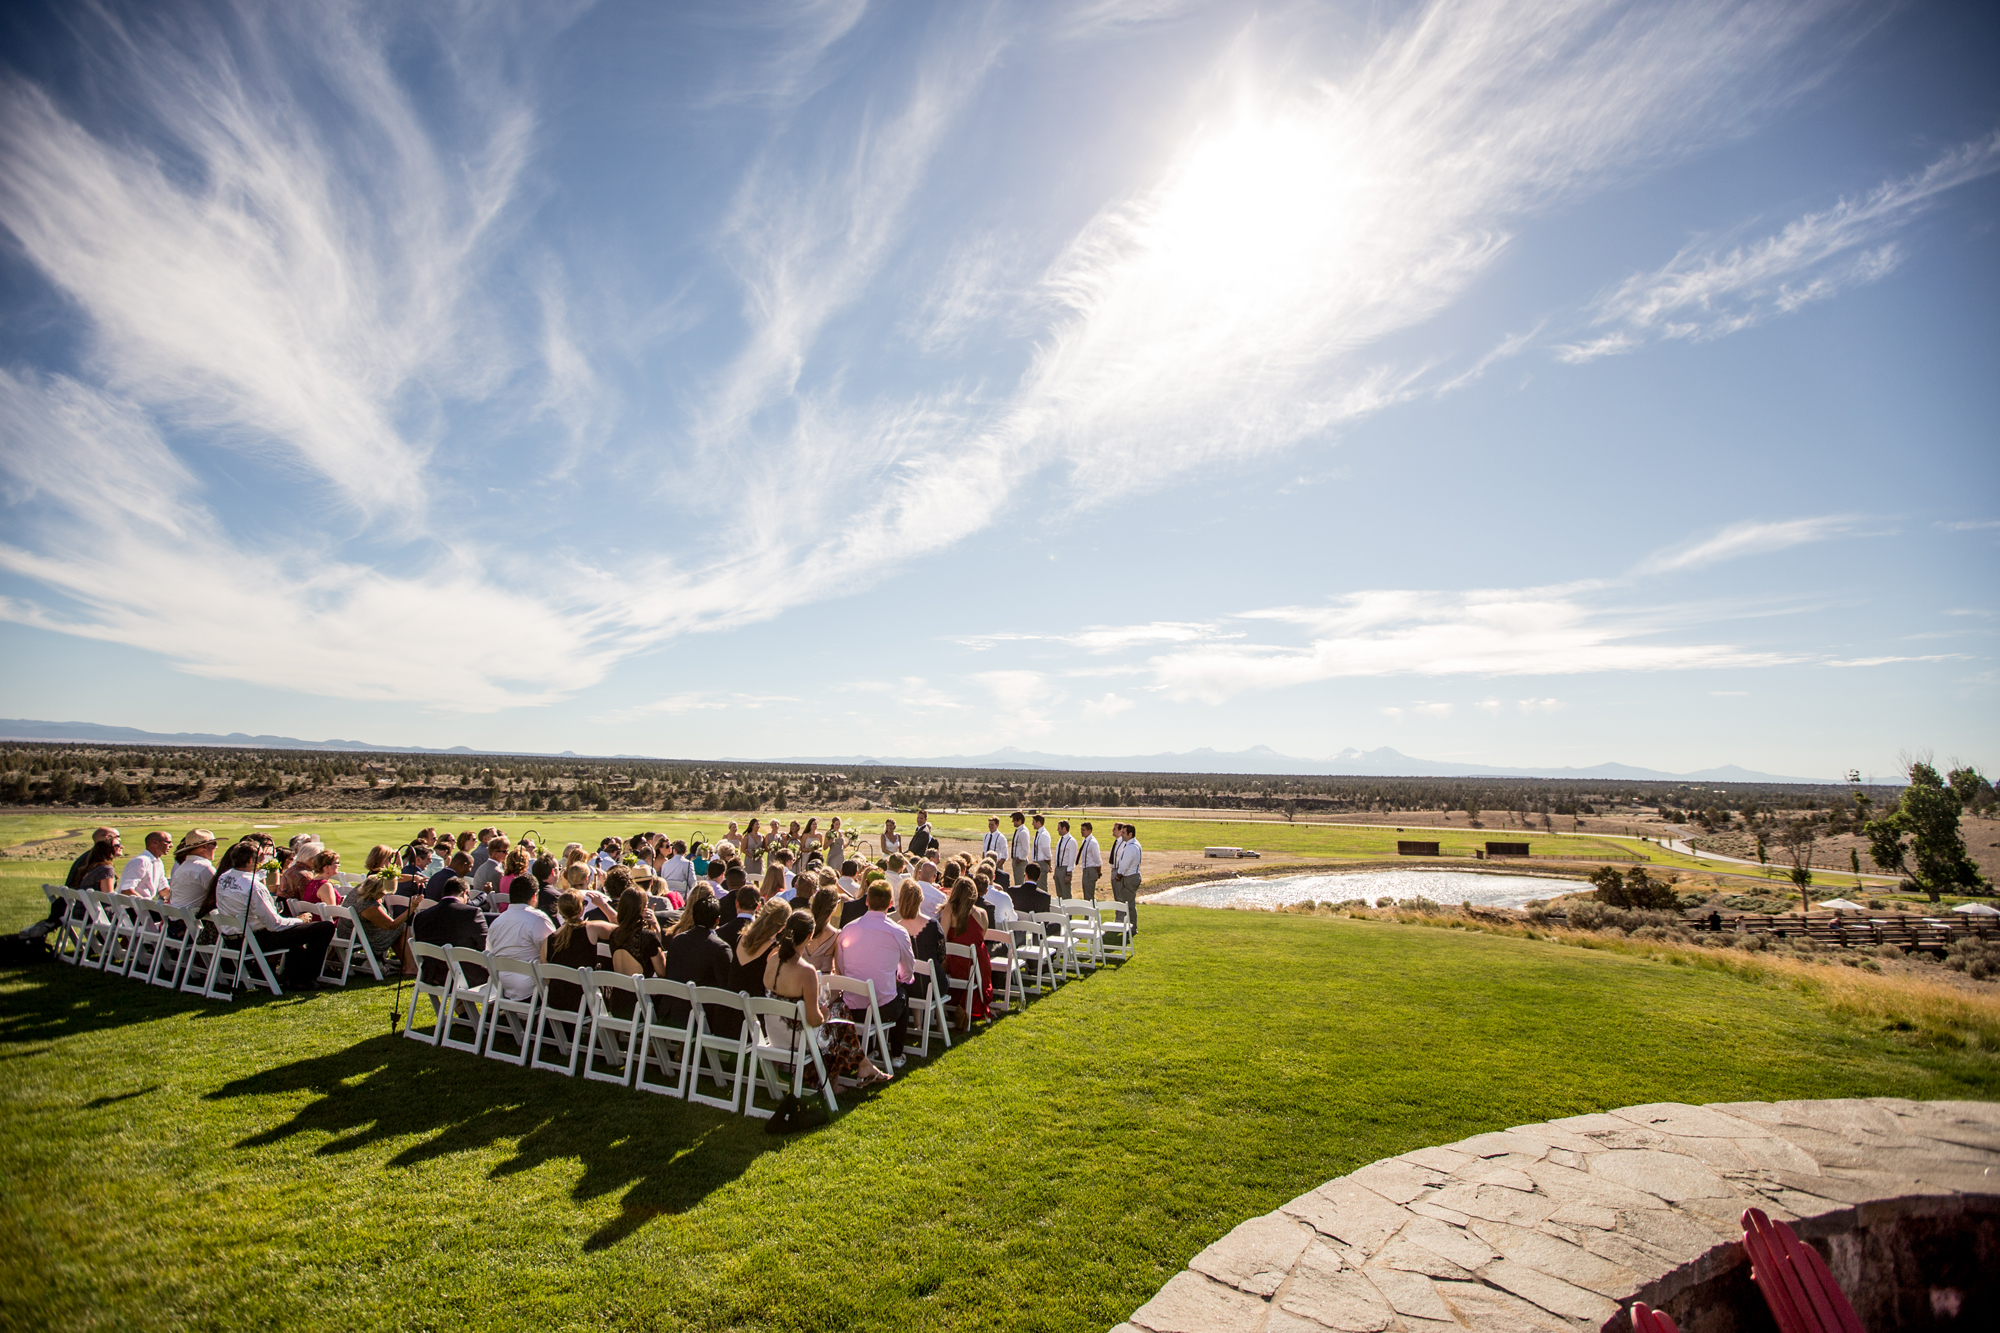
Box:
<box><xmin>802</xmin><ymin>887</ymin><xmax>841</xmax><ymax>972</ymax></box>
<box><xmin>977</xmin><ymin>871</ymin><xmax>1017</xmax><ymax>927</ymax></box>
<box><xmin>837</xmin><ymin>859</ymin><xmax>861</xmax><ymax>898</ymax></box>
<box><xmin>667</xmin><ymin>882</ymin><xmax>715</xmax><ymax>936</ymax></box>
<box><xmin>530</xmin><ymin>854</ymin><xmax>562</xmax><ymax>916</ymax></box>
<box><xmin>840</xmin><ymin>869</ymin><xmax>882</xmax><ymax>927</ymax></box>
<box><xmin>608</xmin><ymin>883</ymin><xmax>665</xmax><ymax>980</ymax></box>
<box><xmin>662</xmin><ymin>895</ymin><xmax>737</xmax><ymax>1034</ymax></box>
<box><xmin>940</xmin><ymin>879</ymin><xmax>993</xmax><ymax>1024</ymax></box>
<box><xmin>496</xmin><ymin>846</ymin><xmax>532</xmax><ymax>898</ymax></box>
<box><xmin>75</xmin><ymin>839</ymin><xmax>120</xmax><ymax>895</ymax></box>
<box><xmin>894</xmin><ymin>881</ymin><xmax>946</xmax><ymax>982</ymax></box>
<box><xmin>299</xmin><ymin>849</ymin><xmax>344</xmax><ymax>906</ymax></box>
<box><xmin>914</xmin><ymin>859</ymin><xmax>947</xmax><ymax>919</ymax></box>
<box><xmin>764</xmin><ymin>911</ymin><xmax>889</xmax><ymax>1088</ymax></box>
<box><xmin>1012</xmin><ymin>863</ymin><xmax>1052</xmax><ymax>914</ymax></box>
<box><xmin>758</xmin><ymin>862</ymin><xmax>786</xmax><ymax>901</ymax></box>
<box><xmin>589</xmin><ymin>837</ymin><xmax>624</xmax><ymax>875</ymax></box>
<box><xmin>278</xmin><ymin>836</ymin><xmax>323</xmax><ymax>900</ymax></box>
<box><xmin>471</xmin><ymin>838</ymin><xmax>509</xmax><ymax>897</ymax></box>
<box><xmin>539</xmin><ymin>890</ymin><xmax>613</xmax><ymax>1014</ymax></box>
<box><xmin>429</xmin><ymin>850</ymin><xmax>474</xmax><ymax>900</ymax></box>
<box><xmin>468</xmin><ymin>828</ymin><xmax>498</xmax><ymax>870</ymax></box>
<box><xmin>660</xmin><ymin>841</ymin><xmax>696</xmax><ymax>898</ymax></box>
<box><xmin>118</xmin><ymin>830</ymin><xmax>172</xmax><ymax>898</ymax></box>
<box><xmin>66</xmin><ymin>826</ymin><xmax>119</xmax><ymax>889</ymax></box>
<box><xmin>834</xmin><ymin>883</ymin><xmax>914</xmax><ymax>1066</ymax></box>
<box><xmin>885</xmin><ymin>853</ymin><xmax>908</xmax><ymax>891</ymax></box>
<box><xmin>487</xmin><ymin>876</ymin><xmax>555</xmax><ymax>999</ymax></box>
<box><xmin>413</xmin><ymin>876</ymin><xmax>487</xmax><ymax>986</ymax></box>
<box><xmin>213</xmin><ymin>842</ymin><xmax>338</xmax><ymax>991</ymax></box>
<box><xmin>733</xmin><ymin>899</ymin><xmax>789</xmax><ymax>1000</ymax></box>
<box><xmin>168</xmin><ymin>829</ymin><xmax>219</xmax><ymax>911</ymax></box>
<box><xmin>350</xmin><ymin>874</ymin><xmax>421</xmax><ymax>970</ymax></box>
<box><xmin>718</xmin><ymin>885</ymin><xmax>759</xmax><ymax>946</ymax></box>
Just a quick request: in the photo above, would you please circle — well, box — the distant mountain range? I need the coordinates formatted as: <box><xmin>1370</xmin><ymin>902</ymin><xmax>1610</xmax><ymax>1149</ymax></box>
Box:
<box><xmin>754</xmin><ymin>744</ymin><xmax>1829</xmax><ymax>784</ymax></box>
<box><xmin>0</xmin><ymin>719</ymin><xmax>1836</xmax><ymax>784</ymax></box>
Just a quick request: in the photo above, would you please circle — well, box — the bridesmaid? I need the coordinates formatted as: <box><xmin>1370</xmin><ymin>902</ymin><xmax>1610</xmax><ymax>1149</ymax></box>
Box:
<box><xmin>742</xmin><ymin>818</ymin><xmax>765</xmax><ymax>877</ymax></box>
<box><xmin>824</xmin><ymin>815</ymin><xmax>845</xmax><ymax>866</ymax></box>
<box><xmin>801</xmin><ymin>817</ymin><xmax>822</xmax><ymax>863</ymax></box>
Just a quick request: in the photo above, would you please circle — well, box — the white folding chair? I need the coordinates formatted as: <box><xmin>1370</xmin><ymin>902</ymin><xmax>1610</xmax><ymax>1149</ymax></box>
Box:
<box><xmin>481</xmin><ymin>957</ymin><xmax>538</xmax><ymax>1065</ymax></box>
<box><xmin>984</xmin><ymin>928</ymin><xmax>1027</xmax><ymax>1013</ymax></box>
<box><xmin>582</xmin><ymin>970</ymin><xmax>644</xmax><ymax>1086</ymax></box>
<box><xmin>404</xmin><ymin>942</ymin><xmax>451</xmax><ymax>1043</ymax></box>
<box><xmin>76</xmin><ymin>891</ymin><xmax>119</xmax><ymax>970</ymax></box>
<box><xmin>44</xmin><ymin>886</ymin><xmax>85</xmax><ymax>964</ymax></box>
<box><xmin>527</xmin><ymin>964</ymin><xmax>589</xmax><ymax>1076</ymax></box>
<box><xmin>744</xmin><ymin>996</ymin><xmax>837</xmax><ymax>1118</ymax></box>
<box><xmin>103</xmin><ymin>894</ymin><xmax>147</xmax><ymax>975</ymax></box>
<box><xmin>440</xmin><ymin>946</ymin><xmax>495</xmax><ymax>1054</ymax></box>
<box><xmin>316</xmin><ymin>903</ymin><xmax>386</xmax><ymax>986</ymax></box>
<box><xmin>1028</xmin><ymin>912</ymin><xmax>1081</xmax><ymax>980</ymax></box>
<box><xmin>903</xmin><ymin>959</ymin><xmax>952</xmax><ymax>1059</ymax></box>
<box><xmin>180</xmin><ymin>914</ymin><xmax>228</xmax><ymax>998</ymax></box>
<box><xmin>147</xmin><ymin>903</ymin><xmax>202</xmax><ymax>990</ymax></box>
<box><xmin>1008</xmin><ymin>918</ymin><xmax>1055</xmax><ymax>995</ymax></box>
<box><xmin>1060</xmin><ymin>899</ymin><xmax>1103</xmax><ymax>968</ymax></box>
<box><xmin>688</xmin><ymin>987</ymin><xmax>752</xmax><ymax>1113</ymax></box>
<box><xmin>634</xmin><ymin>977</ymin><xmax>698</xmax><ymax>1099</ymax></box>
<box><xmin>1097</xmin><ymin>901</ymin><xmax>1133</xmax><ymax>962</ymax></box>
<box><xmin>824</xmin><ymin>974</ymin><xmax>896</xmax><ymax>1074</ymax></box>
<box><xmin>942</xmin><ymin>943</ymin><xmax>981</xmax><ymax>1031</ymax></box>
<box><xmin>120</xmin><ymin>899</ymin><xmax>168</xmax><ymax>981</ymax></box>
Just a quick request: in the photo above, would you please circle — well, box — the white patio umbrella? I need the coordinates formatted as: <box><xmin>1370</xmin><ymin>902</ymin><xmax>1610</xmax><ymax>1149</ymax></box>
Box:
<box><xmin>1815</xmin><ymin>898</ymin><xmax>1866</xmax><ymax>912</ymax></box>
<box><xmin>1950</xmin><ymin>902</ymin><xmax>2000</xmax><ymax>916</ymax></box>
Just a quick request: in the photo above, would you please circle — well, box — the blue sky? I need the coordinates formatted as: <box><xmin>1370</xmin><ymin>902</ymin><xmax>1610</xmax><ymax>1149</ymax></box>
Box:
<box><xmin>0</xmin><ymin>0</ymin><xmax>1994</xmax><ymax>780</ymax></box>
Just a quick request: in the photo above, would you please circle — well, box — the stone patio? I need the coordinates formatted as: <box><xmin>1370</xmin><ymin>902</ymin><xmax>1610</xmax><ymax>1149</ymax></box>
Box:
<box><xmin>1117</xmin><ymin>1099</ymin><xmax>2000</xmax><ymax>1332</ymax></box>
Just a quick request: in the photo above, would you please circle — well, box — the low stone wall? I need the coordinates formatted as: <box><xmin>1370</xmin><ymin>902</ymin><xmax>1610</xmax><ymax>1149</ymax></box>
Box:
<box><xmin>1117</xmin><ymin>1098</ymin><xmax>2000</xmax><ymax>1332</ymax></box>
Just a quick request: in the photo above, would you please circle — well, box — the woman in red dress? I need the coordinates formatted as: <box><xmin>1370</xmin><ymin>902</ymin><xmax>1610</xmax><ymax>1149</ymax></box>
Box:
<box><xmin>940</xmin><ymin>878</ymin><xmax>992</xmax><ymax>1025</ymax></box>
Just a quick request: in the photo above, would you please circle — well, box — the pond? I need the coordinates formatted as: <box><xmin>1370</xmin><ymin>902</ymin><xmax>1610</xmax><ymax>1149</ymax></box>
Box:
<box><xmin>1150</xmin><ymin>868</ymin><xmax>1584</xmax><ymax>911</ymax></box>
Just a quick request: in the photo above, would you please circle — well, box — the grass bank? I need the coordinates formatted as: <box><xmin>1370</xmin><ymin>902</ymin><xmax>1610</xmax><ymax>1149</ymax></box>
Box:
<box><xmin>4</xmin><ymin>873</ymin><xmax>1997</xmax><ymax>1333</ymax></box>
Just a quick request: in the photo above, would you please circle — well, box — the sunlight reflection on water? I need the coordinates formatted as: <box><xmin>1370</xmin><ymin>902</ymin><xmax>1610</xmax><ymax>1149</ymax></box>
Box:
<box><xmin>1151</xmin><ymin>868</ymin><xmax>1582</xmax><ymax>911</ymax></box>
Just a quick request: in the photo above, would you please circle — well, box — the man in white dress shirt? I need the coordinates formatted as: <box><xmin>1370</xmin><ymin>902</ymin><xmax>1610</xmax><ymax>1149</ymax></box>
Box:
<box><xmin>118</xmin><ymin>830</ymin><xmax>172</xmax><ymax>898</ymax></box>
<box><xmin>981</xmin><ymin>817</ymin><xmax>1009</xmax><ymax>867</ymax></box>
<box><xmin>1111</xmin><ymin>823</ymin><xmax>1143</xmax><ymax>936</ymax></box>
<box><xmin>1008</xmin><ymin>810</ymin><xmax>1031</xmax><ymax>887</ymax></box>
<box><xmin>486</xmin><ymin>879</ymin><xmax>555</xmax><ymax>999</ymax></box>
<box><xmin>1030</xmin><ymin>814</ymin><xmax>1053</xmax><ymax>887</ymax></box>
<box><xmin>1052</xmin><ymin>820</ymin><xmax>1078</xmax><ymax>900</ymax></box>
<box><xmin>1077</xmin><ymin>821</ymin><xmax>1103</xmax><ymax>902</ymax></box>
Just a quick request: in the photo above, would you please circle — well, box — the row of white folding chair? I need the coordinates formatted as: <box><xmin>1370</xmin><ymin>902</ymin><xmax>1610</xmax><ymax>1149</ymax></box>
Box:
<box><xmin>402</xmin><ymin>946</ymin><xmax>929</xmax><ymax>1118</ymax></box>
<box><xmin>42</xmin><ymin>885</ymin><xmax>218</xmax><ymax>993</ymax></box>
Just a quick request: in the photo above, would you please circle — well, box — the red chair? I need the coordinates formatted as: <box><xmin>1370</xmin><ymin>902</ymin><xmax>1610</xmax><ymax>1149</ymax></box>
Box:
<box><xmin>1630</xmin><ymin>1301</ymin><xmax>1679</xmax><ymax>1333</ymax></box>
<box><xmin>1740</xmin><ymin>1207</ymin><xmax>1866</xmax><ymax>1333</ymax></box>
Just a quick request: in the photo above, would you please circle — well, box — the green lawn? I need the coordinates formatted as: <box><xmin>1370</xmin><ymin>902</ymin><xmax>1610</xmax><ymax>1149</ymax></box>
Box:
<box><xmin>4</xmin><ymin>867</ymin><xmax>1996</xmax><ymax>1333</ymax></box>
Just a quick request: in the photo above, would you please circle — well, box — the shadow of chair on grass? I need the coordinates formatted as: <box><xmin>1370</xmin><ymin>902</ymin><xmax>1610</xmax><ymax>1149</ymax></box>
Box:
<box><xmin>205</xmin><ymin>1032</ymin><xmax>788</xmax><ymax>1249</ymax></box>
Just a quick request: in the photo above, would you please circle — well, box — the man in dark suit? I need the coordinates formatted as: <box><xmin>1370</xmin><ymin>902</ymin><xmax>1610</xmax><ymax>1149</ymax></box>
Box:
<box><xmin>717</xmin><ymin>885</ymin><xmax>759</xmax><ymax>947</ymax></box>
<box><xmin>907</xmin><ymin>810</ymin><xmax>935</xmax><ymax>859</ymax></box>
<box><xmin>412</xmin><ymin>876</ymin><xmax>487</xmax><ymax>986</ymax></box>
<box><xmin>1013</xmin><ymin>863</ymin><xmax>1053</xmax><ymax>914</ymax></box>
<box><xmin>662</xmin><ymin>897</ymin><xmax>738</xmax><ymax>1036</ymax></box>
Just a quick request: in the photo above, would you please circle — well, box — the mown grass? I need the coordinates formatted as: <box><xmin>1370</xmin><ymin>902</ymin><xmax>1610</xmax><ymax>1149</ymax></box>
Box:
<box><xmin>5</xmin><ymin>867</ymin><xmax>1998</xmax><ymax>1333</ymax></box>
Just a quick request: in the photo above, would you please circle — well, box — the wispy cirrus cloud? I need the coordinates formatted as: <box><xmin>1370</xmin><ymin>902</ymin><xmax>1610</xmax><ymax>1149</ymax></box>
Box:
<box><xmin>1556</xmin><ymin>130</ymin><xmax>2000</xmax><ymax>361</ymax></box>
<box><xmin>0</xmin><ymin>3</ymin><xmax>554</xmax><ymax>514</ymax></box>
<box><xmin>1637</xmin><ymin>515</ymin><xmax>1885</xmax><ymax>574</ymax></box>
<box><xmin>0</xmin><ymin>370</ymin><xmax>612</xmax><ymax>711</ymax></box>
<box><xmin>1147</xmin><ymin>587</ymin><xmax>1797</xmax><ymax>704</ymax></box>
<box><xmin>953</xmin><ymin>621</ymin><xmax>1225</xmax><ymax>652</ymax></box>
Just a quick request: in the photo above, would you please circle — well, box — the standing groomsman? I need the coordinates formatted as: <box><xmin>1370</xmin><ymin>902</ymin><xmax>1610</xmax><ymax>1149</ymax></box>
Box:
<box><xmin>1111</xmin><ymin>823</ymin><xmax>1143</xmax><ymax>936</ymax></box>
<box><xmin>1052</xmin><ymin>820</ymin><xmax>1078</xmax><ymax>899</ymax></box>
<box><xmin>1077</xmin><ymin>821</ymin><xmax>1103</xmax><ymax>902</ymax></box>
<box><xmin>981</xmin><ymin>816</ymin><xmax>1010</xmax><ymax>867</ymax></box>
<box><xmin>1031</xmin><ymin>813</ymin><xmax>1053</xmax><ymax>887</ymax></box>
<box><xmin>1009</xmin><ymin>810</ymin><xmax>1032</xmax><ymax>887</ymax></box>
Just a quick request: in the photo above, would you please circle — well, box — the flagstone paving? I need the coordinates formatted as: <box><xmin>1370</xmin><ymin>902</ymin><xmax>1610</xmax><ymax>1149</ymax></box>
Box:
<box><xmin>1116</xmin><ymin>1098</ymin><xmax>2000</xmax><ymax>1332</ymax></box>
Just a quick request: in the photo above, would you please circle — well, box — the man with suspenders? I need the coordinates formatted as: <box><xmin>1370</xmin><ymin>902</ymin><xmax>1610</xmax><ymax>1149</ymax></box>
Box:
<box><xmin>981</xmin><ymin>816</ymin><xmax>1010</xmax><ymax>869</ymax></box>
<box><xmin>1077</xmin><ymin>821</ymin><xmax>1103</xmax><ymax>902</ymax></box>
<box><xmin>1052</xmin><ymin>820</ymin><xmax>1078</xmax><ymax>899</ymax></box>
